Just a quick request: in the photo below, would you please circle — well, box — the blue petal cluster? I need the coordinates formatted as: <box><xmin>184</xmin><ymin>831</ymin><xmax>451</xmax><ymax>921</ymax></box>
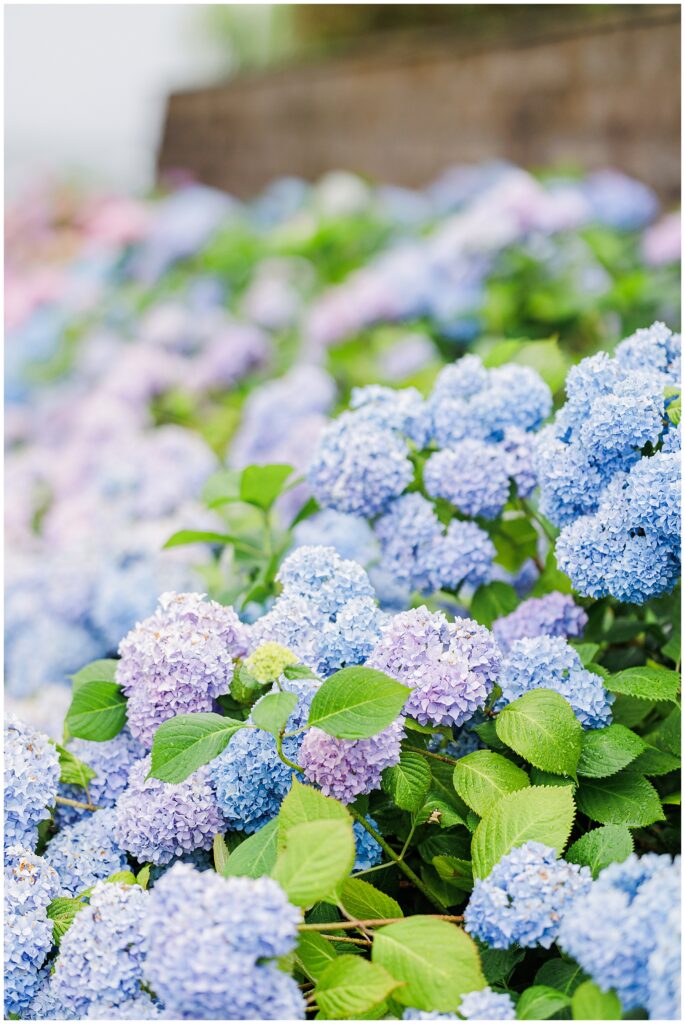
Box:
<box><xmin>56</xmin><ymin>728</ymin><xmax>145</xmax><ymax>827</ymax></box>
<box><xmin>459</xmin><ymin>987</ymin><xmax>516</xmax><ymax>1020</ymax></box>
<box><xmin>464</xmin><ymin>841</ymin><xmax>591</xmax><ymax>949</ymax></box>
<box><xmin>498</xmin><ymin>635</ymin><xmax>613</xmax><ymax>729</ymax></box>
<box><xmin>493</xmin><ymin>592</ymin><xmax>587</xmax><ymax>650</ymax></box>
<box><xmin>143</xmin><ymin>863</ymin><xmax>304</xmax><ymax>1020</ymax></box>
<box><xmin>424</xmin><ymin>441</ymin><xmax>511</xmax><ymax>519</ymax></box>
<box><xmin>85</xmin><ymin>993</ymin><xmax>163</xmax><ymax>1019</ymax></box>
<box><xmin>368</xmin><ymin>607</ymin><xmax>500</xmax><ymax>727</ymax></box>
<box><xmin>300</xmin><ymin>717</ymin><xmax>405</xmax><ymax>804</ymax></box>
<box><xmin>4</xmin><ymin>715</ymin><xmax>60</xmax><ymax>850</ymax></box>
<box><xmin>116</xmin><ymin>591</ymin><xmax>249</xmax><ymax>748</ymax></box>
<box><xmin>350</xmin><ymin>384</ymin><xmax>433</xmax><ymax>447</ymax></box>
<box><xmin>4</xmin><ymin>846</ymin><xmax>61</xmax><ymax>1016</ymax></box>
<box><xmin>558</xmin><ymin>853</ymin><xmax>680</xmax><ymax>1015</ymax></box>
<box><xmin>210</xmin><ymin>678</ymin><xmax>316</xmax><ymax>833</ymax></box>
<box><xmin>115</xmin><ymin>756</ymin><xmax>225</xmax><ymax>865</ymax></box>
<box><xmin>353</xmin><ymin>817</ymin><xmax>383</xmax><ymax>871</ymax></box>
<box><xmin>44</xmin><ymin>809</ymin><xmax>128</xmax><ymax>896</ymax></box>
<box><xmin>51</xmin><ymin>881</ymin><xmax>149</xmax><ymax>1017</ymax></box>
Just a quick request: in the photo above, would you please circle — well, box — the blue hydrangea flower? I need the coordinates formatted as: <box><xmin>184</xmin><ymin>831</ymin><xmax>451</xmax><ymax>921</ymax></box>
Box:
<box><xmin>143</xmin><ymin>863</ymin><xmax>303</xmax><ymax>1020</ymax></box>
<box><xmin>493</xmin><ymin>592</ymin><xmax>587</xmax><ymax>651</ymax></box>
<box><xmin>4</xmin><ymin>846</ymin><xmax>61</xmax><ymax>1016</ymax></box>
<box><xmin>56</xmin><ymin>728</ymin><xmax>145</xmax><ymax>827</ymax></box>
<box><xmin>465</xmin><ymin>842</ymin><xmax>591</xmax><ymax>949</ymax></box>
<box><xmin>4</xmin><ymin>715</ymin><xmax>60</xmax><ymax>851</ymax></box>
<box><xmin>25</xmin><ymin>968</ymin><xmax>79</xmax><ymax>1020</ymax></box>
<box><xmin>308</xmin><ymin>412</ymin><xmax>414</xmax><ymax>517</ymax></box>
<box><xmin>558</xmin><ymin>853</ymin><xmax>680</xmax><ymax>1013</ymax></box>
<box><xmin>86</xmin><ymin>992</ymin><xmax>163</xmax><ymax>1019</ymax></box>
<box><xmin>459</xmin><ymin>987</ymin><xmax>516</xmax><ymax>1019</ymax></box>
<box><xmin>424</xmin><ymin>441</ymin><xmax>511</xmax><ymax>519</ymax></box>
<box><xmin>300</xmin><ymin>717</ymin><xmax>405</xmax><ymax>804</ymax></box>
<box><xmin>51</xmin><ymin>881</ymin><xmax>149</xmax><ymax>1017</ymax></box>
<box><xmin>373</xmin><ymin>493</ymin><xmax>444</xmax><ymax>593</ymax></box>
<box><xmin>116</xmin><ymin>591</ymin><xmax>249</xmax><ymax>748</ymax></box>
<box><xmin>353</xmin><ymin>817</ymin><xmax>383</xmax><ymax>871</ymax></box>
<box><xmin>368</xmin><ymin>607</ymin><xmax>500</xmax><ymax>728</ymax></box>
<box><xmin>498</xmin><ymin>635</ymin><xmax>613</xmax><ymax>729</ymax></box>
<box><xmin>614</xmin><ymin>321</ymin><xmax>681</xmax><ymax>382</ymax></box>
<box><xmin>276</xmin><ymin>545</ymin><xmax>375</xmax><ymax>617</ymax></box>
<box><xmin>501</xmin><ymin>427</ymin><xmax>537</xmax><ymax>499</ymax></box>
<box><xmin>211</xmin><ymin>678</ymin><xmax>316</xmax><ymax>833</ymax></box>
<box><xmin>293</xmin><ymin>510</ymin><xmax>379</xmax><ymax>566</ymax></box>
<box><xmin>429</xmin><ymin>521</ymin><xmax>496</xmax><ymax>593</ymax></box>
<box><xmin>115</xmin><ymin>756</ymin><xmax>225</xmax><ymax>865</ymax></box>
<box><xmin>44</xmin><ymin>809</ymin><xmax>128</xmax><ymax>896</ymax></box>
<box><xmin>403</xmin><ymin>1011</ymin><xmax>458</xmax><ymax>1021</ymax></box>
<box><xmin>350</xmin><ymin>384</ymin><xmax>433</xmax><ymax>447</ymax></box>
<box><xmin>646</xmin><ymin>889</ymin><xmax>681</xmax><ymax>1020</ymax></box>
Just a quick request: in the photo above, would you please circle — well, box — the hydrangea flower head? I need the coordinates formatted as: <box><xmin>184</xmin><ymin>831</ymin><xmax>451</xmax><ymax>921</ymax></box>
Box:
<box><xmin>368</xmin><ymin>607</ymin><xmax>500</xmax><ymax>728</ymax></box>
<box><xmin>4</xmin><ymin>714</ymin><xmax>60</xmax><ymax>850</ymax></box>
<box><xmin>459</xmin><ymin>987</ymin><xmax>516</xmax><ymax>1020</ymax></box>
<box><xmin>353</xmin><ymin>817</ymin><xmax>383</xmax><ymax>871</ymax></box>
<box><xmin>116</xmin><ymin>591</ymin><xmax>249</xmax><ymax>748</ymax></box>
<box><xmin>300</xmin><ymin>718</ymin><xmax>405</xmax><ymax>804</ymax></box>
<box><xmin>493</xmin><ymin>592</ymin><xmax>587</xmax><ymax>650</ymax></box>
<box><xmin>56</xmin><ymin>728</ymin><xmax>145</xmax><ymax>827</ymax></box>
<box><xmin>44</xmin><ymin>809</ymin><xmax>128</xmax><ymax>896</ymax></box>
<box><xmin>245</xmin><ymin>641</ymin><xmax>300</xmax><ymax>684</ymax></box>
<box><xmin>498</xmin><ymin>635</ymin><xmax>613</xmax><ymax>729</ymax></box>
<box><xmin>349</xmin><ymin>383</ymin><xmax>432</xmax><ymax>447</ymax></box>
<box><xmin>424</xmin><ymin>441</ymin><xmax>511</xmax><ymax>519</ymax></box>
<box><xmin>276</xmin><ymin>545</ymin><xmax>375</xmax><ymax>617</ymax></box>
<box><xmin>115</xmin><ymin>756</ymin><xmax>225</xmax><ymax>865</ymax></box>
<box><xmin>465</xmin><ymin>841</ymin><xmax>591</xmax><ymax>948</ymax></box>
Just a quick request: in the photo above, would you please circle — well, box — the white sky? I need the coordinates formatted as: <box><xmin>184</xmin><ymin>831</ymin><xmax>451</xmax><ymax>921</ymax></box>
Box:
<box><xmin>5</xmin><ymin>4</ymin><xmax>229</xmax><ymax>196</ymax></box>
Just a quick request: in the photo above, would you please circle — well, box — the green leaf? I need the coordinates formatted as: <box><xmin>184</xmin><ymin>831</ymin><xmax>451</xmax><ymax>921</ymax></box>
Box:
<box><xmin>535</xmin><ymin>958</ymin><xmax>587</xmax><ymax>995</ymax></box>
<box><xmin>278</xmin><ymin>779</ymin><xmax>351</xmax><ymax>847</ymax></box>
<box><xmin>315</xmin><ymin>955</ymin><xmax>400</xmax><ymax>1019</ymax></box>
<box><xmin>202</xmin><ymin>467</ymin><xmax>242</xmax><ymax>507</ymax></box>
<box><xmin>372</xmin><ymin>917</ymin><xmax>485</xmax><ymax>1011</ymax></box>
<box><xmin>55</xmin><ymin>744</ymin><xmax>96</xmax><ymax>788</ymax></box>
<box><xmin>295</xmin><ymin>931</ymin><xmax>338</xmax><ymax>982</ymax></box>
<box><xmin>495</xmin><ymin>689</ymin><xmax>582</xmax><ymax>777</ymax></box>
<box><xmin>213</xmin><ymin>834</ymin><xmax>231</xmax><ymax>877</ymax></box>
<box><xmin>307</xmin><ymin>667</ymin><xmax>408</xmax><ymax>739</ymax></box>
<box><xmin>289</xmin><ymin>495</ymin><xmax>320</xmax><ymax>529</ymax></box>
<box><xmin>418</xmin><ymin>761</ymin><xmax>470</xmax><ymax>828</ymax></box>
<box><xmin>572</xmin><ymin>981</ymin><xmax>621</xmax><ymax>1020</ymax></box>
<box><xmin>65</xmin><ymin>680</ymin><xmax>127</xmax><ymax>742</ymax></box>
<box><xmin>472</xmin><ymin>785</ymin><xmax>575</xmax><ymax>879</ymax></box>
<box><xmin>630</xmin><ymin>744</ymin><xmax>681</xmax><ymax>776</ymax></box>
<box><xmin>431</xmin><ymin>856</ymin><xmax>473</xmax><ymax>893</ymax></box>
<box><xmin>577</xmin><ymin>724</ymin><xmax>646</xmax><ymax>778</ymax></box>
<box><xmin>607</xmin><ymin>666</ymin><xmax>680</xmax><ymax>703</ymax></box>
<box><xmin>149</xmin><ymin>712</ymin><xmax>246</xmax><ymax>783</ymax></box>
<box><xmin>646</xmin><ymin>706</ymin><xmax>681</xmax><ymax>756</ymax></box>
<box><xmin>470</xmin><ymin>582</ymin><xmax>519</xmax><ymax>628</ymax></box>
<box><xmin>566</xmin><ymin>824</ymin><xmax>634</xmax><ymax>878</ymax></box>
<box><xmin>337</xmin><ymin>878</ymin><xmax>402</xmax><ymax>921</ymax></box>
<box><xmin>481</xmin><ymin>947</ymin><xmax>525</xmax><ymax>986</ymax></box>
<box><xmin>453</xmin><ymin>751</ymin><xmax>530</xmax><ymax>816</ymax></box>
<box><xmin>251</xmin><ymin>691</ymin><xmax>297</xmax><ymax>735</ymax></box>
<box><xmin>223</xmin><ymin>820</ymin><xmax>279</xmax><ymax>878</ymax></box>
<box><xmin>491</xmin><ymin>517</ymin><xmax>539</xmax><ymax>572</ymax></box>
<box><xmin>610</xmin><ymin>693</ymin><xmax>656</xmax><ymax>728</ymax></box>
<box><xmin>272</xmin><ymin>819</ymin><xmax>355</xmax><ymax>906</ymax></box>
<box><xmin>106</xmin><ymin>870</ymin><xmax>138</xmax><ymax>886</ymax></box>
<box><xmin>382</xmin><ymin>752</ymin><xmax>431</xmax><ymax>812</ymax></box>
<box><xmin>576</xmin><ymin>771</ymin><xmax>665</xmax><ymax>827</ymax></box>
<box><xmin>516</xmin><ymin>985</ymin><xmax>571</xmax><ymax>1019</ymax></box>
<box><xmin>70</xmin><ymin>658</ymin><xmax>118</xmax><ymax>692</ymax></box>
<box><xmin>240</xmin><ymin>463</ymin><xmax>294</xmax><ymax>510</ymax></box>
<box><xmin>47</xmin><ymin>896</ymin><xmax>85</xmax><ymax>944</ymax></box>
<box><xmin>136</xmin><ymin>865</ymin><xmax>151</xmax><ymax>889</ymax></box>
<box><xmin>163</xmin><ymin>529</ymin><xmax>239</xmax><ymax>549</ymax></box>
<box><xmin>571</xmin><ymin>642</ymin><xmax>600</xmax><ymax>666</ymax></box>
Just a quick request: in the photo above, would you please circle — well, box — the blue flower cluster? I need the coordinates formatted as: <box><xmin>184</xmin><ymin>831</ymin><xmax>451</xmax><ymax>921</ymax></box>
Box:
<box><xmin>252</xmin><ymin>546</ymin><xmax>383</xmax><ymax>676</ymax></box>
<box><xmin>4</xmin><ymin>846</ymin><xmax>61</xmax><ymax>1016</ymax></box>
<box><xmin>493</xmin><ymin>591</ymin><xmax>587</xmax><ymax>650</ymax></box>
<box><xmin>143</xmin><ymin>863</ymin><xmax>304</xmax><ymax>1020</ymax></box>
<box><xmin>459</xmin><ymin>987</ymin><xmax>516</xmax><ymax>1020</ymax></box>
<box><xmin>368</xmin><ymin>607</ymin><xmax>500</xmax><ymax>728</ymax></box>
<box><xmin>535</xmin><ymin>322</ymin><xmax>681</xmax><ymax>602</ymax></box>
<box><xmin>558</xmin><ymin>853</ymin><xmax>680</xmax><ymax>1017</ymax></box>
<box><xmin>55</xmin><ymin>728</ymin><xmax>145</xmax><ymax>827</ymax></box>
<box><xmin>353</xmin><ymin>817</ymin><xmax>383</xmax><ymax>871</ymax></box>
<box><xmin>4</xmin><ymin>715</ymin><xmax>60</xmax><ymax>850</ymax></box>
<box><xmin>498</xmin><ymin>635</ymin><xmax>613</xmax><ymax>729</ymax></box>
<box><xmin>44</xmin><ymin>809</ymin><xmax>127</xmax><ymax>897</ymax></box>
<box><xmin>465</xmin><ymin>841</ymin><xmax>592</xmax><ymax>949</ymax></box>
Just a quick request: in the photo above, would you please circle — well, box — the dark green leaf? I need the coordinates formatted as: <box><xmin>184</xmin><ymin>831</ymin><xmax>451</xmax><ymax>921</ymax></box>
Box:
<box><xmin>470</xmin><ymin>582</ymin><xmax>519</xmax><ymax>628</ymax></box>
<box><xmin>535</xmin><ymin>958</ymin><xmax>587</xmax><ymax>995</ymax></box>
<box><xmin>382</xmin><ymin>752</ymin><xmax>432</xmax><ymax>812</ymax></box>
<box><xmin>607</xmin><ymin>666</ymin><xmax>680</xmax><ymax>703</ymax></box>
<box><xmin>65</xmin><ymin>681</ymin><xmax>127</xmax><ymax>742</ymax></box>
<box><xmin>149</xmin><ymin>712</ymin><xmax>245</xmax><ymax>783</ymax></box>
<box><xmin>495</xmin><ymin>689</ymin><xmax>582</xmax><ymax>777</ymax></box>
<box><xmin>576</xmin><ymin>772</ymin><xmax>665</xmax><ymax>827</ymax></box>
<box><xmin>566</xmin><ymin>824</ymin><xmax>634</xmax><ymax>878</ymax></box>
<box><xmin>630</xmin><ymin>744</ymin><xmax>680</xmax><ymax>776</ymax></box>
<box><xmin>577</xmin><ymin>725</ymin><xmax>646</xmax><ymax>778</ymax></box>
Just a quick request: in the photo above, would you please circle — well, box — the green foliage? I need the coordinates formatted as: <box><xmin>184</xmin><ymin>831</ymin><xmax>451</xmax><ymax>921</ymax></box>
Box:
<box><xmin>295</xmin><ymin>931</ymin><xmax>339</xmax><ymax>982</ymax></box>
<box><xmin>239</xmin><ymin>463</ymin><xmax>295</xmax><ymax>510</ymax></box>
<box><xmin>307</xmin><ymin>666</ymin><xmax>408</xmax><ymax>739</ymax></box>
<box><xmin>576</xmin><ymin>771</ymin><xmax>665</xmax><ymax>827</ymax></box>
<box><xmin>65</xmin><ymin>668</ymin><xmax>127</xmax><ymax>742</ymax></box>
<box><xmin>495</xmin><ymin>689</ymin><xmax>582</xmax><ymax>777</ymax></box>
<box><xmin>251</xmin><ymin>691</ymin><xmax>298</xmax><ymax>735</ymax></box>
<box><xmin>382</xmin><ymin>752</ymin><xmax>432</xmax><ymax>812</ymax></box>
<box><xmin>470</xmin><ymin>581</ymin><xmax>519</xmax><ymax>628</ymax></box>
<box><xmin>337</xmin><ymin>878</ymin><xmax>402</xmax><ymax>921</ymax></box>
<box><xmin>55</xmin><ymin>744</ymin><xmax>96</xmax><ymax>789</ymax></box>
<box><xmin>222</xmin><ymin>820</ymin><xmax>279</xmax><ymax>878</ymax></box>
<box><xmin>278</xmin><ymin>779</ymin><xmax>351</xmax><ymax>844</ymax></box>
<box><xmin>577</xmin><ymin>724</ymin><xmax>646</xmax><ymax>778</ymax></box>
<box><xmin>566</xmin><ymin>824</ymin><xmax>634</xmax><ymax>878</ymax></box>
<box><xmin>516</xmin><ymin>985</ymin><xmax>571</xmax><ymax>1019</ymax></box>
<box><xmin>453</xmin><ymin>750</ymin><xmax>530</xmax><ymax>816</ymax></box>
<box><xmin>47</xmin><ymin>896</ymin><xmax>85</xmax><ymax>944</ymax></box>
<box><xmin>149</xmin><ymin>712</ymin><xmax>245</xmax><ymax>783</ymax></box>
<box><xmin>571</xmin><ymin>980</ymin><xmax>622</xmax><ymax>1019</ymax></box>
<box><xmin>607</xmin><ymin>665</ymin><xmax>680</xmax><ymax>702</ymax></box>
<box><xmin>315</xmin><ymin>956</ymin><xmax>400</xmax><ymax>1018</ymax></box>
<box><xmin>272</xmin><ymin>819</ymin><xmax>355</xmax><ymax>907</ymax></box>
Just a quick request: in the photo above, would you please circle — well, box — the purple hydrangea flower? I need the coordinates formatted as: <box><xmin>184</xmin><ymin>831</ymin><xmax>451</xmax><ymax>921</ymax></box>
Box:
<box><xmin>56</xmin><ymin>728</ymin><xmax>145</xmax><ymax>827</ymax></box>
<box><xmin>4</xmin><ymin>715</ymin><xmax>60</xmax><ymax>851</ymax></box>
<box><xmin>300</xmin><ymin>718</ymin><xmax>405</xmax><ymax>804</ymax></box>
<box><xmin>493</xmin><ymin>592</ymin><xmax>587</xmax><ymax>650</ymax></box>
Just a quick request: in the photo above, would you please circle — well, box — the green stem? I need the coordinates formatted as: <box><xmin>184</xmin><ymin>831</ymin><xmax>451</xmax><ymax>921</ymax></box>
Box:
<box><xmin>276</xmin><ymin>732</ymin><xmax>302</xmax><ymax>774</ymax></box>
<box><xmin>405</xmin><ymin>744</ymin><xmax>459</xmax><ymax>766</ymax></box>
<box><xmin>349</xmin><ymin>808</ymin><xmax>446</xmax><ymax>911</ymax></box>
<box><xmin>55</xmin><ymin>795</ymin><xmax>98</xmax><ymax>812</ymax></box>
<box><xmin>520</xmin><ymin>498</ymin><xmax>557</xmax><ymax>544</ymax></box>
<box><xmin>299</xmin><ymin>914</ymin><xmax>463</xmax><ymax>932</ymax></box>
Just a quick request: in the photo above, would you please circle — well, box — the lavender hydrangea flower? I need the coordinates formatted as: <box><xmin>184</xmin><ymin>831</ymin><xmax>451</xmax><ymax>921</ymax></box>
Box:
<box><xmin>558</xmin><ymin>854</ymin><xmax>680</xmax><ymax>1013</ymax></box>
<box><xmin>300</xmin><ymin>718</ymin><xmax>405</xmax><ymax>804</ymax></box>
<box><xmin>116</xmin><ymin>591</ymin><xmax>249</xmax><ymax>748</ymax></box>
<box><xmin>368</xmin><ymin>607</ymin><xmax>500</xmax><ymax>728</ymax></box>
<box><xmin>56</xmin><ymin>728</ymin><xmax>145</xmax><ymax>827</ymax></box>
<box><xmin>4</xmin><ymin>846</ymin><xmax>61</xmax><ymax>1016</ymax></box>
<box><xmin>44</xmin><ymin>809</ymin><xmax>128</xmax><ymax>896</ymax></box>
<box><xmin>465</xmin><ymin>842</ymin><xmax>592</xmax><ymax>949</ymax></box>
<box><xmin>459</xmin><ymin>987</ymin><xmax>516</xmax><ymax>1020</ymax></box>
<box><xmin>4</xmin><ymin>715</ymin><xmax>60</xmax><ymax>850</ymax></box>
<box><xmin>143</xmin><ymin>863</ymin><xmax>303</xmax><ymax>1020</ymax></box>
<box><xmin>424</xmin><ymin>441</ymin><xmax>511</xmax><ymax>519</ymax></box>
<box><xmin>498</xmin><ymin>635</ymin><xmax>613</xmax><ymax>729</ymax></box>
<box><xmin>493</xmin><ymin>592</ymin><xmax>587</xmax><ymax>650</ymax></box>
<box><xmin>51</xmin><ymin>881</ymin><xmax>148</xmax><ymax>1017</ymax></box>
<box><xmin>115</xmin><ymin>756</ymin><xmax>225</xmax><ymax>865</ymax></box>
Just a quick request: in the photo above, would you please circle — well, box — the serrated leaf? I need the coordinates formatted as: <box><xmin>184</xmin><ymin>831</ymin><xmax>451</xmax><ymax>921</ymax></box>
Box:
<box><xmin>566</xmin><ymin>824</ymin><xmax>634</xmax><ymax>878</ymax></box>
<box><xmin>47</xmin><ymin>896</ymin><xmax>85</xmax><ymax>944</ymax></box>
<box><xmin>646</xmin><ymin>706</ymin><xmax>681</xmax><ymax>756</ymax></box>
<box><xmin>273</xmin><ymin>819</ymin><xmax>355</xmax><ymax>906</ymax></box>
<box><xmin>470</xmin><ymin>582</ymin><xmax>519</xmax><ymax>628</ymax></box>
<box><xmin>70</xmin><ymin>659</ymin><xmax>118</xmax><ymax>692</ymax></box>
<box><xmin>56</xmin><ymin>744</ymin><xmax>96</xmax><ymax>788</ymax></box>
<box><xmin>607</xmin><ymin>666</ymin><xmax>680</xmax><ymax>702</ymax></box>
<box><xmin>149</xmin><ymin>712</ymin><xmax>245</xmax><ymax>783</ymax></box>
<box><xmin>630</xmin><ymin>744</ymin><xmax>680</xmax><ymax>776</ymax></box>
<box><xmin>372</xmin><ymin>918</ymin><xmax>485</xmax><ymax>1011</ymax></box>
<box><xmin>535</xmin><ymin>958</ymin><xmax>587</xmax><ymax>995</ymax></box>
<box><xmin>65</xmin><ymin>680</ymin><xmax>127</xmax><ymax>742</ymax></box>
<box><xmin>471</xmin><ymin>785</ymin><xmax>575</xmax><ymax>879</ymax></box>
<box><xmin>315</xmin><ymin>955</ymin><xmax>400</xmax><ymax>1019</ymax></box>
<box><xmin>528</xmin><ymin>768</ymin><xmax>576</xmax><ymax>790</ymax></box>
<box><xmin>576</xmin><ymin>771</ymin><xmax>665</xmax><ymax>827</ymax></box>
<box><xmin>382</xmin><ymin>752</ymin><xmax>431</xmax><ymax>812</ymax></box>
<box><xmin>278</xmin><ymin>779</ymin><xmax>350</xmax><ymax>849</ymax></box>
<box><xmin>577</xmin><ymin>724</ymin><xmax>646</xmax><ymax>778</ymax></box>
<box><xmin>571</xmin><ymin>980</ymin><xmax>621</xmax><ymax>1019</ymax></box>
<box><xmin>223</xmin><ymin>820</ymin><xmax>279</xmax><ymax>878</ymax></box>
<box><xmin>251</xmin><ymin>691</ymin><xmax>297</xmax><ymax>735</ymax></box>
<box><xmin>213</xmin><ymin>834</ymin><xmax>231</xmax><ymax>877</ymax></box>
<box><xmin>517</xmin><ymin>985</ymin><xmax>571</xmax><ymax>1019</ymax></box>
<box><xmin>337</xmin><ymin>878</ymin><xmax>402</xmax><ymax>921</ymax></box>
<box><xmin>453</xmin><ymin>750</ymin><xmax>530</xmax><ymax>816</ymax></box>
<box><xmin>481</xmin><ymin>947</ymin><xmax>526</xmax><ymax>985</ymax></box>
<box><xmin>295</xmin><ymin>931</ymin><xmax>338</xmax><ymax>982</ymax></box>
<box><xmin>571</xmin><ymin>642</ymin><xmax>600</xmax><ymax>666</ymax></box>
<box><xmin>418</xmin><ymin>761</ymin><xmax>470</xmax><ymax>828</ymax></box>
<box><xmin>495</xmin><ymin>689</ymin><xmax>582</xmax><ymax>777</ymax></box>
<box><xmin>240</xmin><ymin>463</ymin><xmax>294</xmax><ymax>509</ymax></box>
<box><xmin>307</xmin><ymin>667</ymin><xmax>408</xmax><ymax>739</ymax></box>
<box><xmin>610</xmin><ymin>693</ymin><xmax>656</xmax><ymax>727</ymax></box>
<box><xmin>431</xmin><ymin>856</ymin><xmax>473</xmax><ymax>893</ymax></box>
